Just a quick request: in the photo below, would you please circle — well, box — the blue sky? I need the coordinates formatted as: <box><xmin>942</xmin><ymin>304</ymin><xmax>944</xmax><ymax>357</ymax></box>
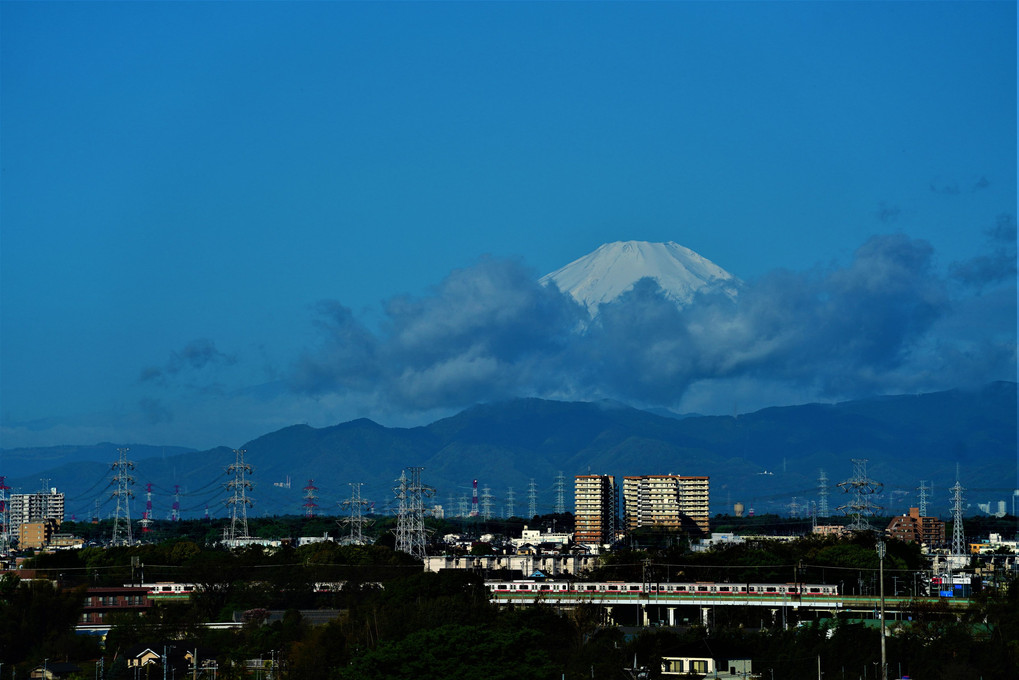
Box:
<box><xmin>2</xmin><ymin>1</ymin><xmax>1015</xmax><ymax>450</ymax></box>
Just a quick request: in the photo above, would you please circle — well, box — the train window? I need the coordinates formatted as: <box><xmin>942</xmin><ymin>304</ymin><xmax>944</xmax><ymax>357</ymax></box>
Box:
<box><xmin>629</xmin><ymin>586</ymin><xmax>640</xmax><ymax>591</ymax></box>
<box><xmin>675</xmin><ymin>586</ymin><xmax>687</xmax><ymax>592</ymax></box>
<box><xmin>719</xmin><ymin>587</ymin><xmax>730</xmax><ymax>592</ymax></box>
<box><xmin>765</xmin><ymin>587</ymin><xmax>776</xmax><ymax>593</ymax></box>
<box><xmin>539</xmin><ymin>585</ymin><xmax>551</xmax><ymax>591</ymax></box>
<box><xmin>607</xmin><ymin>585</ymin><xmax>619</xmax><ymax>591</ymax></box>
<box><xmin>809</xmin><ymin>588</ymin><xmax>820</xmax><ymax>594</ymax></box>
<box><xmin>585</xmin><ymin>585</ymin><xmax>596</xmax><ymax>591</ymax></box>
<box><xmin>650</xmin><ymin>585</ymin><xmax>658</xmax><ymax>591</ymax></box>
<box><xmin>697</xmin><ymin>586</ymin><xmax>708</xmax><ymax>592</ymax></box>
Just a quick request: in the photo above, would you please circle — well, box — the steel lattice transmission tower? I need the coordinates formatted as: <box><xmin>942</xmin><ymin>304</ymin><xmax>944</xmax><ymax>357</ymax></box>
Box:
<box><xmin>918</xmin><ymin>480</ymin><xmax>930</xmax><ymax>517</ymax></box>
<box><xmin>528</xmin><ymin>478</ymin><xmax>538</xmax><ymax>518</ymax></box>
<box><xmin>950</xmin><ymin>478</ymin><xmax>966</xmax><ymax>557</ymax></box>
<box><xmin>505</xmin><ymin>487</ymin><xmax>515</xmax><ymax>519</ymax></box>
<box><xmin>554</xmin><ymin>472</ymin><xmax>566</xmax><ymax>514</ymax></box>
<box><xmin>817</xmin><ymin>469</ymin><xmax>830</xmax><ymax>518</ymax></box>
<box><xmin>393</xmin><ymin>467</ymin><xmax>433</xmax><ymax>559</ymax></box>
<box><xmin>110</xmin><ymin>447</ymin><xmax>135</xmax><ymax>546</ymax></box>
<box><xmin>837</xmin><ymin>458</ymin><xmax>883</xmax><ymax>532</ymax></box>
<box><xmin>303</xmin><ymin>479</ymin><xmax>319</xmax><ymax>518</ymax></box>
<box><xmin>226</xmin><ymin>448</ymin><xmax>253</xmax><ymax>541</ymax></box>
<box><xmin>480</xmin><ymin>485</ymin><xmax>494</xmax><ymax>520</ymax></box>
<box><xmin>339</xmin><ymin>482</ymin><xmax>373</xmax><ymax>544</ymax></box>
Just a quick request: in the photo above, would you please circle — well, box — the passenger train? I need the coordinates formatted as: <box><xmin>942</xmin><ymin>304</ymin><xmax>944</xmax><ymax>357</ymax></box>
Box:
<box><xmin>486</xmin><ymin>580</ymin><xmax>839</xmax><ymax>598</ymax></box>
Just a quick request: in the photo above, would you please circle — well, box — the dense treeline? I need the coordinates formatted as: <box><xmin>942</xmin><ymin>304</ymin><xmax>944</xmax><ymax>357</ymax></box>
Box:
<box><xmin>6</xmin><ymin>529</ymin><xmax>1018</xmax><ymax>679</ymax></box>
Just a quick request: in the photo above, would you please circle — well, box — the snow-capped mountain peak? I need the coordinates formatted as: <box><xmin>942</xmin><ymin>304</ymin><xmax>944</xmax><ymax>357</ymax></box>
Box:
<box><xmin>541</xmin><ymin>240</ymin><xmax>739</xmax><ymax>315</ymax></box>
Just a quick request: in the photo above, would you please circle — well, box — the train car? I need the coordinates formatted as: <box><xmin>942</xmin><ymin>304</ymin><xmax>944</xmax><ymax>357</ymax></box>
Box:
<box><xmin>486</xmin><ymin>580</ymin><xmax>839</xmax><ymax>598</ymax></box>
<box><xmin>139</xmin><ymin>582</ymin><xmax>197</xmax><ymax>601</ymax></box>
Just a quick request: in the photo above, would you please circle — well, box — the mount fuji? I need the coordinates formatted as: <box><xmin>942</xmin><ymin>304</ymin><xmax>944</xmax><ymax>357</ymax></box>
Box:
<box><xmin>540</xmin><ymin>240</ymin><xmax>740</xmax><ymax>316</ymax></box>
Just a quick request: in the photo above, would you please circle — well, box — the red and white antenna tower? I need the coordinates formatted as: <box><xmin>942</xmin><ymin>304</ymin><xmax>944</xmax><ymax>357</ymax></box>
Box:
<box><xmin>172</xmin><ymin>485</ymin><xmax>181</xmax><ymax>521</ymax></box>
<box><xmin>140</xmin><ymin>482</ymin><xmax>154</xmax><ymax>534</ymax></box>
<box><xmin>303</xmin><ymin>479</ymin><xmax>319</xmax><ymax>518</ymax></box>
<box><xmin>0</xmin><ymin>476</ymin><xmax>11</xmax><ymax>554</ymax></box>
<box><xmin>470</xmin><ymin>479</ymin><xmax>479</xmax><ymax>517</ymax></box>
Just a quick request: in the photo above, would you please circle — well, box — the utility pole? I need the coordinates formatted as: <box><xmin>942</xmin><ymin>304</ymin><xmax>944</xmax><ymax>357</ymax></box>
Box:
<box><xmin>877</xmin><ymin>540</ymin><xmax>887</xmax><ymax>680</ymax></box>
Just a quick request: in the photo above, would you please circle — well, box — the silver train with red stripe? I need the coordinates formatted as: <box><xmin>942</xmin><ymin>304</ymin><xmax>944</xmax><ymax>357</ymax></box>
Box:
<box><xmin>486</xmin><ymin>580</ymin><xmax>839</xmax><ymax>597</ymax></box>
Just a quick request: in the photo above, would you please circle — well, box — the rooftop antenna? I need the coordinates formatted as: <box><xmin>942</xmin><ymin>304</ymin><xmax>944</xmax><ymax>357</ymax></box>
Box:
<box><xmin>226</xmin><ymin>448</ymin><xmax>253</xmax><ymax>540</ymax></box>
<box><xmin>110</xmin><ymin>448</ymin><xmax>135</xmax><ymax>547</ymax></box>
<box><xmin>837</xmin><ymin>458</ymin><xmax>883</xmax><ymax>532</ymax></box>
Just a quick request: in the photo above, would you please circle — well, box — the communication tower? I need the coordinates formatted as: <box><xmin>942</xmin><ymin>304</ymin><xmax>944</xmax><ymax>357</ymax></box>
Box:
<box><xmin>339</xmin><ymin>482</ymin><xmax>373</xmax><ymax>544</ymax></box>
<box><xmin>528</xmin><ymin>479</ymin><xmax>538</xmax><ymax>518</ymax></box>
<box><xmin>837</xmin><ymin>458</ymin><xmax>883</xmax><ymax>532</ymax></box>
<box><xmin>303</xmin><ymin>479</ymin><xmax>319</xmax><ymax>518</ymax></box>
<box><xmin>110</xmin><ymin>447</ymin><xmax>135</xmax><ymax>547</ymax></box>
<box><xmin>226</xmin><ymin>448</ymin><xmax>253</xmax><ymax>541</ymax></box>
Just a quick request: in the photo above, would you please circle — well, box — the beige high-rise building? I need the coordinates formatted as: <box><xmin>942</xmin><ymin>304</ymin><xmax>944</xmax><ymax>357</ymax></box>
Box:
<box><xmin>622</xmin><ymin>475</ymin><xmax>709</xmax><ymax>536</ymax></box>
<box><xmin>574</xmin><ymin>475</ymin><xmax>617</xmax><ymax>546</ymax></box>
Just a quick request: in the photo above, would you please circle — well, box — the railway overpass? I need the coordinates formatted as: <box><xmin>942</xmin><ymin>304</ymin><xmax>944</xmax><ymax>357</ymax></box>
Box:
<box><xmin>490</xmin><ymin>590</ymin><xmax>973</xmax><ymax>627</ymax></box>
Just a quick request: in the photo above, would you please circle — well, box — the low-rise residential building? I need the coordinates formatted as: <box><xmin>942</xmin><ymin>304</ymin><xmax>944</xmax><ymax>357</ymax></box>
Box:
<box><xmin>80</xmin><ymin>586</ymin><xmax>152</xmax><ymax>626</ymax></box>
<box><xmin>18</xmin><ymin>519</ymin><xmax>59</xmax><ymax>550</ymax></box>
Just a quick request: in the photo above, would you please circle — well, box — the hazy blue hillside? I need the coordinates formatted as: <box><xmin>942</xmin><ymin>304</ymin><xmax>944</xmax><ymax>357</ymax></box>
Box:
<box><xmin>0</xmin><ymin>442</ymin><xmax>196</xmax><ymax>479</ymax></box>
<box><xmin>6</xmin><ymin>383</ymin><xmax>1015</xmax><ymax>521</ymax></box>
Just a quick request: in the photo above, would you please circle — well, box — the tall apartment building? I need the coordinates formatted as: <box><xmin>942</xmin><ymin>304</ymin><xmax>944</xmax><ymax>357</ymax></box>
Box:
<box><xmin>9</xmin><ymin>488</ymin><xmax>65</xmax><ymax>541</ymax></box>
<box><xmin>622</xmin><ymin>475</ymin><xmax>710</xmax><ymax>536</ymax></box>
<box><xmin>574</xmin><ymin>475</ymin><xmax>618</xmax><ymax>546</ymax></box>
<box><xmin>885</xmin><ymin>507</ymin><xmax>945</xmax><ymax>547</ymax></box>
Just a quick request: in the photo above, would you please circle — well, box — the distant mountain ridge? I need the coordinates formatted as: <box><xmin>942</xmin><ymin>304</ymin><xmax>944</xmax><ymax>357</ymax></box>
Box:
<box><xmin>5</xmin><ymin>382</ymin><xmax>1015</xmax><ymax>521</ymax></box>
<box><xmin>540</xmin><ymin>240</ymin><xmax>740</xmax><ymax>316</ymax></box>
